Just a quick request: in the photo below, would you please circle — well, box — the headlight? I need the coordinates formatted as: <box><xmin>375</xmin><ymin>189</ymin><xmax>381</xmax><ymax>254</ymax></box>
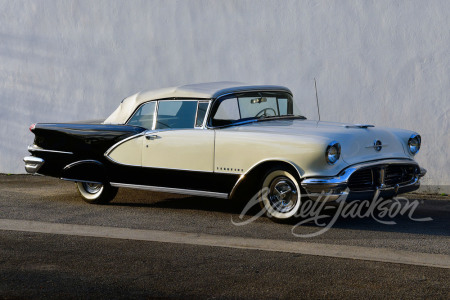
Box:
<box><xmin>408</xmin><ymin>134</ymin><xmax>421</xmax><ymax>155</ymax></box>
<box><xmin>326</xmin><ymin>141</ymin><xmax>341</xmax><ymax>164</ymax></box>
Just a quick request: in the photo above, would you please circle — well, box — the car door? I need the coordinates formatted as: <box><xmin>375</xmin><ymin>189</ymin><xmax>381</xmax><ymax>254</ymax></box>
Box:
<box><xmin>141</xmin><ymin>100</ymin><xmax>214</xmax><ymax>172</ymax></box>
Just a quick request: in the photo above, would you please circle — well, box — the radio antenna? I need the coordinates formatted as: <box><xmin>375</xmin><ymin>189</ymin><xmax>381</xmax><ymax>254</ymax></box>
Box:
<box><xmin>314</xmin><ymin>78</ymin><xmax>321</xmax><ymax>122</ymax></box>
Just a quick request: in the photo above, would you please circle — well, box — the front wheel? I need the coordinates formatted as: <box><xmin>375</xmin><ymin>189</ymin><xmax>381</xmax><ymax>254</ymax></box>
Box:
<box><xmin>76</xmin><ymin>182</ymin><xmax>118</xmax><ymax>204</ymax></box>
<box><xmin>260</xmin><ymin>168</ymin><xmax>301</xmax><ymax>221</ymax></box>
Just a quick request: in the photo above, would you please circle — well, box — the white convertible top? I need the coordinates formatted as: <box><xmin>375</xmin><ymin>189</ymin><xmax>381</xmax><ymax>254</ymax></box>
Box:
<box><xmin>104</xmin><ymin>82</ymin><xmax>291</xmax><ymax>124</ymax></box>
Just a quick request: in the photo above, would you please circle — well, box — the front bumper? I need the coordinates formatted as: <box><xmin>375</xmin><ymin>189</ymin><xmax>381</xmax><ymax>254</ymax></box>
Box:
<box><xmin>301</xmin><ymin>159</ymin><xmax>426</xmax><ymax>201</ymax></box>
<box><xmin>23</xmin><ymin>156</ymin><xmax>44</xmax><ymax>174</ymax></box>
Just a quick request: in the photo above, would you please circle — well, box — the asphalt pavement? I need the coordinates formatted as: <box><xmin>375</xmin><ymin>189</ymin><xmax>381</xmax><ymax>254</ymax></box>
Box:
<box><xmin>0</xmin><ymin>174</ymin><xmax>449</xmax><ymax>299</ymax></box>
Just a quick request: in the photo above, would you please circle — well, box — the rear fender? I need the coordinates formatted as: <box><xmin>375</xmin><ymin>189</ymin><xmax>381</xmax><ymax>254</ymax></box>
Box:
<box><xmin>61</xmin><ymin>160</ymin><xmax>107</xmax><ymax>183</ymax></box>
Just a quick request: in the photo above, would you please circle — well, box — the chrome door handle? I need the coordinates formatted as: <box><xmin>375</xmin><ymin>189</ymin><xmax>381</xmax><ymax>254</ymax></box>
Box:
<box><xmin>145</xmin><ymin>134</ymin><xmax>159</xmax><ymax>140</ymax></box>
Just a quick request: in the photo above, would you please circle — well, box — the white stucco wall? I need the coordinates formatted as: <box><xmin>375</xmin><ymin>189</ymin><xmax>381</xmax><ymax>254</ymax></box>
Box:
<box><xmin>1</xmin><ymin>0</ymin><xmax>448</xmax><ymax>191</ymax></box>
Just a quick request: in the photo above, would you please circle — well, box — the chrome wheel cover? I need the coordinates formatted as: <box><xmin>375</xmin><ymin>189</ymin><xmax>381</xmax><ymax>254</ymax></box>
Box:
<box><xmin>77</xmin><ymin>182</ymin><xmax>104</xmax><ymax>200</ymax></box>
<box><xmin>261</xmin><ymin>170</ymin><xmax>301</xmax><ymax>219</ymax></box>
<box><xmin>268</xmin><ymin>177</ymin><xmax>298</xmax><ymax>213</ymax></box>
<box><xmin>83</xmin><ymin>182</ymin><xmax>103</xmax><ymax>194</ymax></box>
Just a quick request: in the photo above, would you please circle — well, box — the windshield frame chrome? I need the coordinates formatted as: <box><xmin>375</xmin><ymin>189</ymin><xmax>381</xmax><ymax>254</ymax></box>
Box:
<box><xmin>206</xmin><ymin>90</ymin><xmax>304</xmax><ymax>129</ymax></box>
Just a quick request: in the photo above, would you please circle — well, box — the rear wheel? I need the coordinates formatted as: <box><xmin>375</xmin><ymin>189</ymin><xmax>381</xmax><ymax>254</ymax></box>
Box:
<box><xmin>260</xmin><ymin>167</ymin><xmax>301</xmax><ymax>220</ymax></box>
<box><xmin>76</xmin><ymin>182</ymin><xmax>118</xmax><ymax>204</ymax></box>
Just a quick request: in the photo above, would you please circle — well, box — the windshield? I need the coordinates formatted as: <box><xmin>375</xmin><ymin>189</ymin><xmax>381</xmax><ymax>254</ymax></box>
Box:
<box><xmin>210</xmin><ymin>92</ymin><xmax>303</xmax><ymax>127</ymax></box>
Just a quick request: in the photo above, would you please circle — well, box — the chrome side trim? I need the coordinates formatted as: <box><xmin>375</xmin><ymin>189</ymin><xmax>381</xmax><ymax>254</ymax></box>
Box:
<box><xmin>105</xmin><ymin>154</ymin><xmax>215</xmax><ymax>173</ymax></box>
<box><xmin>110</xmin><ymin>182</ymin><xmax>228</xmax><ymax>199</ymax></box>
<box><xmin>63</xmin><ymin>160</ymin><xmax>103</xmax><ymax>170</ymax></box>
<box><xmin>104</xmin><ymin>129</ymin><xmax>216</xmax><ymax>173</ymax></box>
<box><xmin>23</xmin><ymin>156</ymin><xmax>44</xmax><ymax>174</ymax></box>
<box><xmin>28</xmin><ymin>145</ymin><xmax>73</xmax><ymax>155</ymax></box>
<box><xmin>104</xmin><ymin>155</ymin><xmax>139</xmax><ymax>167</ymax></box>
<box><xmin>61</xmin><ymin>178</ymin><xmax>102</xmax><ymax>185</ymax></box>
<box><xmin>104</xmin><ymin>132</ymin><xmax>146</xmax><ymax>158</ymax></box>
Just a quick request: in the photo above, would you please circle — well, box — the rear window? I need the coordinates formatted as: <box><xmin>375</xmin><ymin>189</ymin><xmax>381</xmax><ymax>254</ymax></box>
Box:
<box><xmin>127</xmin><ymin>101</ymin><xmax>156</xmax><ymax>129</ymax></box>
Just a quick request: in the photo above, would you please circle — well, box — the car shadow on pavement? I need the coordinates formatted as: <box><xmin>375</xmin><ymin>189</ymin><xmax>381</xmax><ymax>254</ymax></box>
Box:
<box><xmin>110</xmin><ymin>192</ymin><xmax>244</xmax><ymax>214</ymax></box>
<box><xmin>294</xmin><ymin>201</ymin><xmax>450</xmax><ymax>237</ymax></box>
<box><xmin>109</xmin><ymin>189</ymin><xmax>450</xmax><ymax>237</ymax></box>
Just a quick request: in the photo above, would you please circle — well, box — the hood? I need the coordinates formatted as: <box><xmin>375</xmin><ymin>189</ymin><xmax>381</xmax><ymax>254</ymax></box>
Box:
<box><xmin>221</xmin><ymin>119</ymin><xmax>416</xmax><ymax>165</ymax></box>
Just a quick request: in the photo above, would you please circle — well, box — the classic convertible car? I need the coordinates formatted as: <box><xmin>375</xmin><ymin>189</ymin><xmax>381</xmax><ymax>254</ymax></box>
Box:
<box><xmin>24</xmin><ymin>82</ymin><xmax>426</xmax><ymax>220</ymax></box>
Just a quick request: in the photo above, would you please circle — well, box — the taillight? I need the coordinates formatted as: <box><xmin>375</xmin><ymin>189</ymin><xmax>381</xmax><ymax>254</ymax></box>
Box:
<box><xmin>29</xmin><ymin>123</ymin><xmax>36</xmax><ymax>132</ymax></box>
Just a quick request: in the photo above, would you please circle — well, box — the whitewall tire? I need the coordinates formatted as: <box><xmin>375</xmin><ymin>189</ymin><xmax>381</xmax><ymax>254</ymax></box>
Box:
<box><xmin>76</xmin><ymin>182</ymin><xmax>118</xmax><ymax>204</ymax></box>
<box><xmin>260</xmin><ymin>168</ymin><xmax>301</xmax><ymax>220</ymax></box>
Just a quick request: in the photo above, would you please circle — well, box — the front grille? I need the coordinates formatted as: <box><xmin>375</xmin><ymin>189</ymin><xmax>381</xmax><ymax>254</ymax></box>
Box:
<box><xmin>384</xmin><ymin>165</ymin><xmax>416</xmax><ymax>186</ymax></box>
<box><xmin>348</xmin><ymin>169</ymin><xmax>373</xmax><ymax>191</ymax></box>
<box><xmin>347</xmin><ymin>164</ymin><xmax>418</xmax><ymax>191</ymax></box>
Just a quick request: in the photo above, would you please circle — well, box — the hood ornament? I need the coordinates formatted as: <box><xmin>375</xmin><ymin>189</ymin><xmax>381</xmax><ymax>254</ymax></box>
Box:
<box><xmin>345</xmin><ymin>124</ymin><xmax>375</xmax><ymax>129</ymax></box>
<box><xmin>366</xmin><ymin>140</ymin><xmax>384</xmax><ymax>151</ymax></box>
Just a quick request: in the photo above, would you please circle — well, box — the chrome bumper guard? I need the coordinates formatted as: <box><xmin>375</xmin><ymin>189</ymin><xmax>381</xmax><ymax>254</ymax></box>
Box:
<box><xmin>23</xmin><ymin>156</ymin><xmax>44</xmax><ymax>174</ymax></box>
<box><xmin>301</xmin><ymin>159</ymin><xmax>427</xmax><ymax>202</ymax></box>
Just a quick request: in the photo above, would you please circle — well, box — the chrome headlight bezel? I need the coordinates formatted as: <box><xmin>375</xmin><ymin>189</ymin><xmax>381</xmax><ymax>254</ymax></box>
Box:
<box><xmin>326</xmin><ymin>141</ymin><xmax>341</xmax><ymax>165</ymax></box>
<box><xmin>408</xmin><ymin>134</ymin><xmax>421</xmax><ymax>155</ymax></box>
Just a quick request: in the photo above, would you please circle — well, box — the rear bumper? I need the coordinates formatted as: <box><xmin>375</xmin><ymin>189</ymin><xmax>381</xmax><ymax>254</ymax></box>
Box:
<box><xmin>23</xmin><ymin>156</ymin><xmax>45</xmax><ymax>174</ymax></box>
<box><xmin>301</xmin><ymin>159</ymin><xmax>426</xmax><ymax>201</ymax></box>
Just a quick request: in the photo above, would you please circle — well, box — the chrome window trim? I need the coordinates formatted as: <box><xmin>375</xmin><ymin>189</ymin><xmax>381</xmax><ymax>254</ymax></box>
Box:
<box><xmin>207</xmin><ymin>119</ymin><xmax>258</xmax><ymax>129</ymax></box>
<box><xmin>194</xmin><ymin>100</ymin><xmax>212</xmax><ymax>129</ymax></box>
<box><xmin>214</xmin><ymin>89</ymin><xmax>293</xmax><ymax>101</ymax></box>
<box><xmin>206</xmin><ymin>90</ymin><xmax>298</xmax><ymax>129</ymax></box>
<box><xmin>110</xmin><ymin>182</ymin><xmax>228</xmax><ymax>199</ymax></box>
<box><xmin>154</xmin><ymin>99</ymin><xmax>204</xmax><ymax>130</ymax></box>
<box><xmin>125</xmin><ymin>100</ymin><xmax>157</xmax><ymax>129</ymax></box>
<box><xmin>200</xmin><ymin>100</ymin><xmax>212</xmax><ymax>129</ymax></box>
<box><xmin>151</xmin><ymin>100</ymin><xmax>159</xmax><ymax>130</ymax></box>
<box><xmin>126</xmin><ymin>98</ymin><xmax>203</xmax><ymax>129</ymax></box>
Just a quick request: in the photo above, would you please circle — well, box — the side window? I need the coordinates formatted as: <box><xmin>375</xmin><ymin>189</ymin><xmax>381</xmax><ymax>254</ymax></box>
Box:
<box><xmin>278</xmin><ymin>98</ymin><xmax>288</xmax><ymax>115</ymax></box>
<box><xmin>127</xmin><ymin>101</ymin><xmax>156</xmax><ymax>129</ymax></box>
<box><xmin>195</xmin><ymin>102</ymin><xmax>209</xmax><ymax>127</ymax></box>
<box><xmin>155</xmin><ymin>100</ymin><xmax>197</xmax><ymax>129</ymax></box>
